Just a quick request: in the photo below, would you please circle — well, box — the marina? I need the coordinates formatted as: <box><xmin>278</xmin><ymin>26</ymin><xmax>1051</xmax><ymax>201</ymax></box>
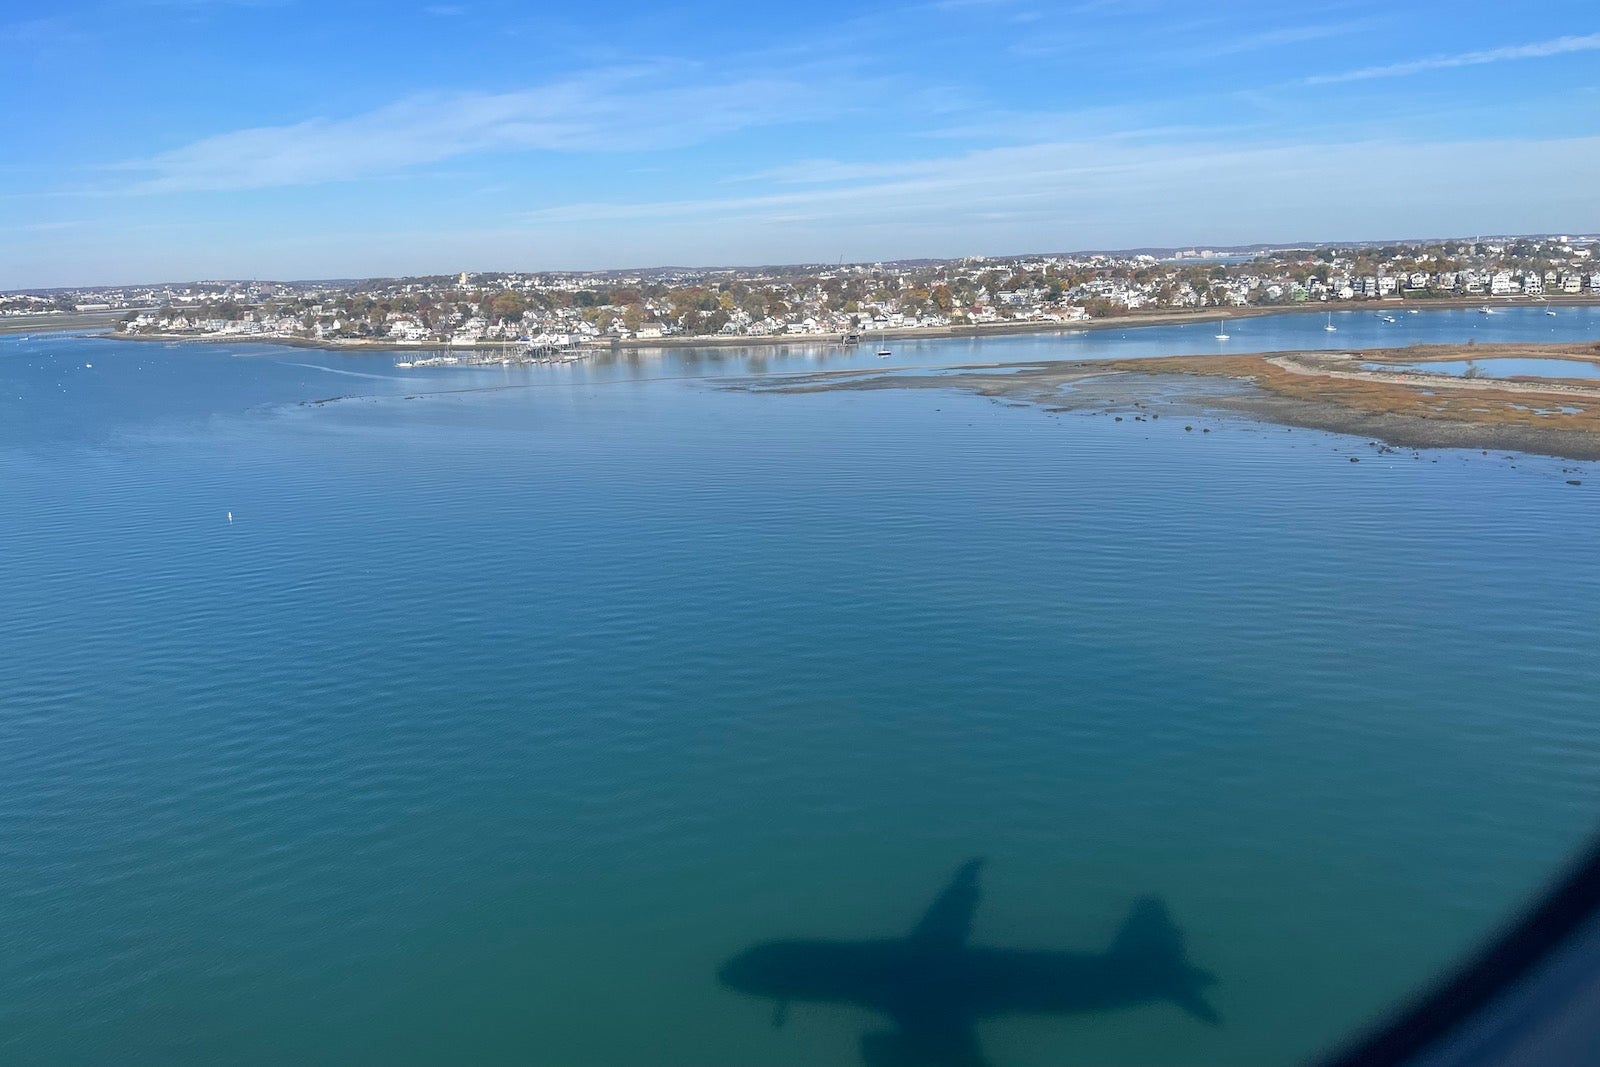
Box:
<box><xmin>393</xmin><ymin>341</ymin><xmax>596</xmax><ymax>368</ymax></box>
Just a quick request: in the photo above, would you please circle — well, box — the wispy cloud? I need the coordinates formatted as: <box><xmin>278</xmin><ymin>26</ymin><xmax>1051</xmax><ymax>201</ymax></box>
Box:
<box><xmin>1210</xmin><ymin>20</ymin><xmax>1366</xmax><ymax>56</ymax></box>
<box><xmin>927</xmin><ymin>115</ymin><xmax>1230</xmax><ymax>145</ymax></box>
<box><xmin>526</xmin><ymin>141</ymin><xmax>1302</xmax><ymax>228</ymax></box>
<box><xmin>929</xmin><ymin>0</ymin><xmax>1024</xmax><ymax>11</ymax></box>
<box><xmin>520</xmin><ymin>134</ymin><xmax>1600</xmax><ymax>238</ymax></box>
<box><xmin>114</xmin><ymin>67</ymin><xmax>864</xmax><ymax>193</ymax></box>
<box><xmin>1061</xmin><ymin>0</ymin><xmax>1166</xmax><ymax>16</ymax></box>
<box><xmin>725</xmin><ymin>119</ymin><xmax>1240</xmax><ymax>184</ymax></box>
<box><xmin>1</xmin><ymin>15</ymin><xmax>92</xmax><ymax>49</ymax></box>
<box><xmin>120</xmin><ymin>0</ymin><xmax>294</xmax><ymax>8</ymax></box>
<box><xmin>1307</xmin><ymin>32</ymin><xmax>1600</xmax><ymax>85</ymax></box>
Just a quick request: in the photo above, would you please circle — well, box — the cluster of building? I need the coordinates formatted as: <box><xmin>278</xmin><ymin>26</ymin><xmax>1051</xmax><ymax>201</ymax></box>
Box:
<box><xmin>0</xmin><ymin>293</ymin><xmax>68</xmax><ymax>317</ymax></box>
<box><xmin>5</xmin><ymin>236</ymin><xmax>1596</xmax><ymax>345</ymax></box>
<box><xmin>0</xmin><ymin>281</ymin><xmax>290</xmax><ymax>318</ymax></box>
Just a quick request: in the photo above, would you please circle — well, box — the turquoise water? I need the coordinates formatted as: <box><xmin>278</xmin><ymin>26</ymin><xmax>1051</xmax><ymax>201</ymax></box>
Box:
<box><xmin>3</xmin><ymin>309</ymin><xmax>1600</xmax><ymax>1065</ymax></box>
<box><xmin>1366</xmin><ymin>357</ymin><xmax>1600</xmax><ymax>380</ymax></box>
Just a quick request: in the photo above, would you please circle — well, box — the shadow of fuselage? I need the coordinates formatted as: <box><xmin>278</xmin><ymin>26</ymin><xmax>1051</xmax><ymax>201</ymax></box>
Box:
<box><xmin>718</xmin><ymin>860</ymin><xmax>1218</xmax><ymax>1067</ymax></box>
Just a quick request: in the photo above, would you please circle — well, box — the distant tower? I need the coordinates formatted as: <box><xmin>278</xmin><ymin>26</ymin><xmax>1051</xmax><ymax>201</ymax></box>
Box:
<box><xmin>459</xmin><ymin>271</ymin><xmax>469</xmax><ymax>287</ymax></box>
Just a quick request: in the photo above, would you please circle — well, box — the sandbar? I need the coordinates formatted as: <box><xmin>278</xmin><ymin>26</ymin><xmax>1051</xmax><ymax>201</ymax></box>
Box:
<box><xmin>734</xmin><ymin>341</ymin><xmax>1600</xmax><ymax>461</ymax></box>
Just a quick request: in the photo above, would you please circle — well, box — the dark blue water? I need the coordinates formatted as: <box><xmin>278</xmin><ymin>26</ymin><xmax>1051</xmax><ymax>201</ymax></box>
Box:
<box><xmin>3</xmin><ymin>310</ymin><xmax>1599</xmax><ymax>1065</ymax></box>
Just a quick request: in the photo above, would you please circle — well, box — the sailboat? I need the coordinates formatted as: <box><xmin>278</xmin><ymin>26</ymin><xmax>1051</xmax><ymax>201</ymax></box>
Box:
<box><xmin>1323</xmin><ymin>312</ymin><xmax>1337</xmax><ymax>332</ymax></box>
<box><xmin>1213</xmin><ymin>316</ymin><xmax>1230</xmax><ymax>340</ymax></box>
<box><xmin>876</xmin><ymin>330</ymin><xmax>891</xmax><ymax>357</ymax></box>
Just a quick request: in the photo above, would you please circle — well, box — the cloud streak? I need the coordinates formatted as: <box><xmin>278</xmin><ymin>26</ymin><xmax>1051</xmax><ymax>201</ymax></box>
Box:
<box><xmin>1307</xmin><ymin>32</ymin><xmax>1600</xmax><ymax>85</ymax></box>
<box><xmin>1209</xmin><ymin>20</ymin><xmax>1366</xmax><ymax>56</ymax></box>
<box><xmin>518</xmin><ymin>134</ymin><xmax>1600</xmax><ymax>242</ymax></box>
<box><xmin>116</xmin><ymin>67</ymin><xmax>863</xmax><ymax>193</ymax></box>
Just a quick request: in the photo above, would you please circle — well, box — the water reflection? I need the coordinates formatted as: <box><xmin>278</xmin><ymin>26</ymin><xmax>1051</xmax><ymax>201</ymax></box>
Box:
<box><xmin>719</xmin><ymin>859</ymin><xmax>1218</xmax><ymax>1066</ymax></box>
<box><xmin>1363</xmin><ymin>357</ymin><xmax>1600</xmax><ymax>380</ymax></box>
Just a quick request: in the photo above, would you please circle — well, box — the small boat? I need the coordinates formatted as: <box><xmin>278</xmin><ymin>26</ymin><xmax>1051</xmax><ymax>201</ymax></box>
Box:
<box><xmin>1213</xmin><ymin>316</ymin><xmax>1230</xmax><ymax>340</ymax></box>
<box><xmin>1547</xmin><ymin>309</ymin><xmax>1558</xmax><ymax>317</ymax></box>
<box><xmin>1324</xmin><ymin>313</ymin><xmax>1337</xmax><ymax>333</ymax></box>
<box><xmin>1379</xmin><ymin>314</ymin><xmax>1398</xmax><ymax>324</ymax></box>
<box><xmin>1407</xmin><ymin>309</ymin><xmax>1419</xmax><ymax>314</ymax></box>
<box><xmin>876</xmin><ymin>330</ymin><xmax>891</xmax><ymax>357</ymax></box>
<box><xmin>1478</xmin><ymin>306</ymin><xmax>1494</xmax><ymax>315</ymax></box>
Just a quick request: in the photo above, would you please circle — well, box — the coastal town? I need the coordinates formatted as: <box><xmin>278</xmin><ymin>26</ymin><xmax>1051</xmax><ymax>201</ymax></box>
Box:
<box><xmin>4</xmin><ymin>235</ymin><xmax>1598</xmax><ymax>352</ymax></box>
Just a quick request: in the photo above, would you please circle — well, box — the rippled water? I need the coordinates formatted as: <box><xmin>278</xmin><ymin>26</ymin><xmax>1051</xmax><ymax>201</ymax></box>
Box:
<box><xmin>3</xmin><ymin>311</ymin><xmax>1599</xmax><ymax>1065</ymax></box>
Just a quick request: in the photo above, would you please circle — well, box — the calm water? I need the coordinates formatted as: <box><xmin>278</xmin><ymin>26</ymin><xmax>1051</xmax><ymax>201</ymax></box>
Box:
<box><xmin>3</xmin><ymin>308</ymin><xmax>1600</xmax><ymax>1065</ymax></box>
<box><xmin>1368</xmin><ymin>357</ymin><xmax>1600</xmax><ymax>380</ymax></box>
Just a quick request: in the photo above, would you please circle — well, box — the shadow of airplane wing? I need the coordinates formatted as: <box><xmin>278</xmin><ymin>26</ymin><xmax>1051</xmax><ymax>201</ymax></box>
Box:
<box><xmin>862</xmin><ymin>1018</ymin><xmax>991</xmax><ymax>1067</ymax></box>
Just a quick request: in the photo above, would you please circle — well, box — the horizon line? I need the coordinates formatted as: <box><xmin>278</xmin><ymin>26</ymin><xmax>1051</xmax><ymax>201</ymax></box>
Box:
<box><xmin>6</xmin><ymin>230</ymin><xmax>1598</xmax><ymax>294</ymax></box>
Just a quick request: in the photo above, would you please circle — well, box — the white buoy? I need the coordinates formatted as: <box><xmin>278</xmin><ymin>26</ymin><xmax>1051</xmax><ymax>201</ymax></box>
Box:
<box><xmin>227</xmin><ymin>511</ymin><xmax>233</xmax><ymax>523</ymax></box>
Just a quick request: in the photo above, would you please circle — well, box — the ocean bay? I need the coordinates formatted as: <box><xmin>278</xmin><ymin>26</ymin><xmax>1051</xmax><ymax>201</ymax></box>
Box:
<box><xmin>3</xmin><ymin>308</ymin><xmax>1599</xmax><ymax>1064</ymax></box>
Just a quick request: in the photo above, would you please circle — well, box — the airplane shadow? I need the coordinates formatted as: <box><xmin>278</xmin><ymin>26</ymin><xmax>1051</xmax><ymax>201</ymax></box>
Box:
<box><xmin>718</xmin><ymin>859</ymin><xmax>1219</xmax><ymax>1067</ymax></box>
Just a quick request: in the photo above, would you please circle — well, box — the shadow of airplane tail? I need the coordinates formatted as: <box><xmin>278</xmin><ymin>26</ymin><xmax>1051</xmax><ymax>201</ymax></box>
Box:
<box><xmin>1109</xmin><ymin>896</ymin><xmax>1222</xmax><ymax>1026</ymax></box>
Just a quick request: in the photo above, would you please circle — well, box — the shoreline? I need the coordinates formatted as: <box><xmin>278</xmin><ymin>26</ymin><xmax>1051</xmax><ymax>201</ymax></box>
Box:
<box><xmin>41</xmin><ymin>302</ymin><xmax>1600</xmax><ymax>460</ymax></box>
<box><xmin>106</xmin><ymin>332</ymin><xmax>559</xmax><ymax>355</ymax></box>
<box><xmin>92</xmin><ymin>292</ymin><xmax>1600</xmax><ymax>354</ymax></box>
<box><xmin>737</xmin><ymin>340</ymin><xmax>1600</xmax><ymax>462</ymax></box>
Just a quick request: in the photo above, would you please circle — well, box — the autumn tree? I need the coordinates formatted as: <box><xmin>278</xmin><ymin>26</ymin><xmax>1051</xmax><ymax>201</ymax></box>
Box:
<box><xmin>488</xmin><ymin>290</ymin><xmax>526</xmax><ymax>320</ymax></box>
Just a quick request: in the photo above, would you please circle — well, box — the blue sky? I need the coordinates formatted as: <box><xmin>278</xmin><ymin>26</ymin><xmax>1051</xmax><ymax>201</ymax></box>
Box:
<box><xmin>3</xmin><ymin>0</ymin><xmax>1598</xmax><ymax>287</ymax></box>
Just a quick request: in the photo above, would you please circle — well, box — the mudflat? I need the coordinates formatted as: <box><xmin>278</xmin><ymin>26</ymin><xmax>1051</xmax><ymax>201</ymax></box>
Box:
<box><xmin>736</xmin><ymin>341</ymin><xmax>1600</xmax><ymax>460</ymax></box>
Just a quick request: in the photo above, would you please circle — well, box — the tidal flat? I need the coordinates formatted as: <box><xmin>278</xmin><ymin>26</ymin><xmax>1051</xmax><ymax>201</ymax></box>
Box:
<box><xmin>733</xmin><ymin>341</ymin><xmax>1600</xmax><ymax>461</ymax></box>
